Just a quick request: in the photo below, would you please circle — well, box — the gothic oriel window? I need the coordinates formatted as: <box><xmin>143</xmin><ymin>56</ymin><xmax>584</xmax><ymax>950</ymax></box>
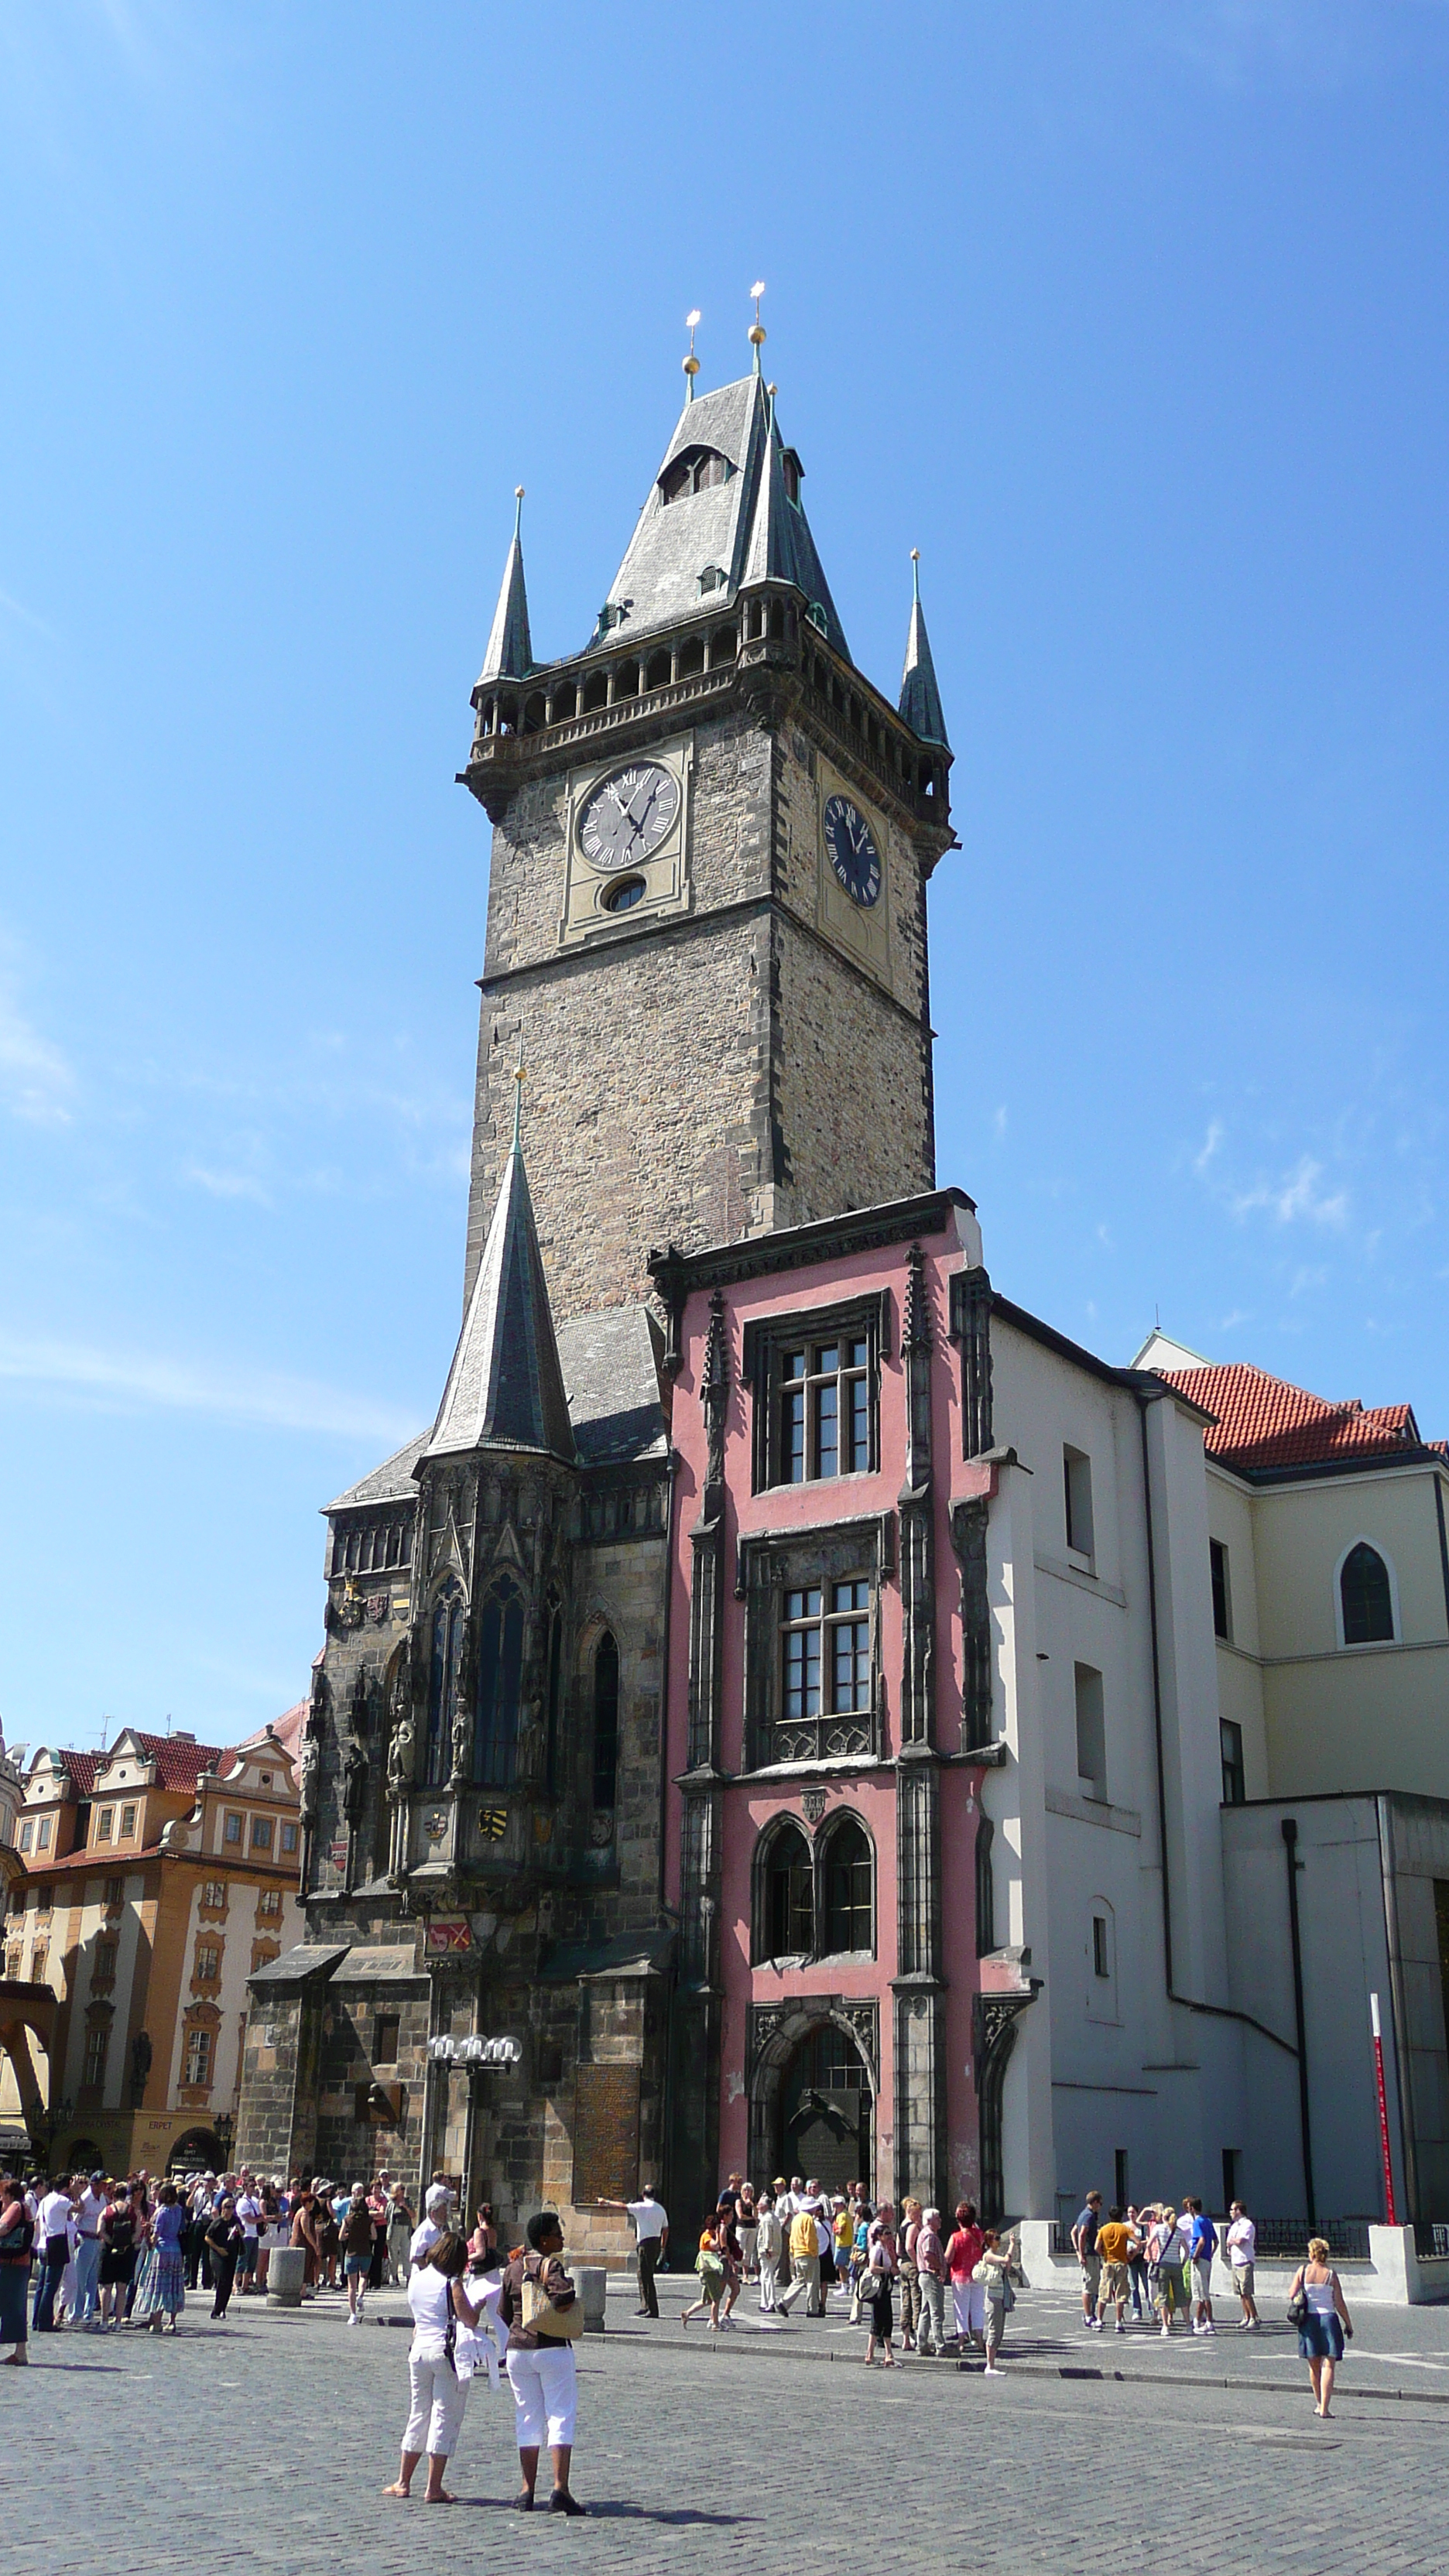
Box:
<box><xmin>592</xmin><ymin>1631</ymin><xmax>619</xmax><ymax>1810</ymax></box>
<box><xmin>473</xmin><ymin>1585</ymin><xmax>525</xmax><ymax>1786</ymax></box>
<box><xmin>1341</xmin><ymin>1541</ymin><xmax>1394</xmax><ymax>1645</ymax></box>
<box><xmin>783</xmin><ymin>1581</ymin><xmax>871</xmax><ymax>1726</ymax></box>
<box><xmin>426</xmin><ymin>1591</ymin><xmax>464</xmax><ymax>1786</ymax></box>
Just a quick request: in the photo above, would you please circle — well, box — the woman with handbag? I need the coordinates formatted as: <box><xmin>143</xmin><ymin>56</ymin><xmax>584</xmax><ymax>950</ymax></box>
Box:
<box><xmin>0</xmin><ymin>2172</ymin><xmax>34</xmax><ymax>2363</ymax></box>
<box><xmin>681</xmin><ymin>2214</ymin><xmax>727</xmax><ymax>2329</ymax></box>
<box><xmin>383</xmin><ymin>2230</ymin><xmax>485</xmax><ymax>2502</ymax></box>
<box><xmin>863</xmin><ymin>2207</ymin><xmax>899</xmax><ymax>2367</ymax></box>
<box><xmin>498</xmin><ymin>2211</ymin><xmax>585</xmax><ymax>2516</ymax></box>
<box><xmin>1289</xmin><ymin>2237</ymin><xmax>1353</xmax><ymax>2418</ymax></box>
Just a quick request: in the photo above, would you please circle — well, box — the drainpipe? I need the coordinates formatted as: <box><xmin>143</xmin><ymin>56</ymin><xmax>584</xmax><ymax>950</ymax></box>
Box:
<box><xmin>1376</xmin><ymin>1793</ymin><xmax>1420</xmax><ymax>2225</ymax></box>
<box><xmin>1280</xmin><ymin>1819</ymin><xmax>1315</xmax><ymax>2224</ymax></box>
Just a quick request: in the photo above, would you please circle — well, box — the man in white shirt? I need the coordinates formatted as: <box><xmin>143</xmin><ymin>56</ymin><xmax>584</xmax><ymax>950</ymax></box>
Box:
<box><xmin>409</xmin><ymin>2182</ymin><xmax>452</xmax><ymax>2270</ymax></box>
<box><xmin>234</xmin><ymin>2185</ymin><xmax>262</xmax><ymax>2295</ymax></box>
<box><xmin>72</xmin><ymin>2174</ymin><xmax>106</xmax><ymax>2328</ymax></box>
<box><xmin>595</xmin><ymin>2183</ymin><xmax>670</xmax><ymax>2318</ymax></box>
<box><xmin>1226</xmin><ymin>2201</ymin><xmax>1259</xmax><ymax>2329</ymax></box>
<box><xmin>33</xmin><ymin>2179</ymin><xmax>75</xmax><ymax>2334</ymax></box>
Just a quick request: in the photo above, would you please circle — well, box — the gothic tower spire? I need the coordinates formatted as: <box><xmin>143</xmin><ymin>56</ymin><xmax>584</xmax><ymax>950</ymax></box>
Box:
<box><xmin>475</xmin><ymin>487</ymin><xmax>533</xmax><ymax>687</ymax></box>
<box><xmin>425</xmin><ymin>1068</ymin><xmax>575</xmax><ymax>1465</ymax></box>
<box><xmin>898</xmin><ymin>550</ymin><xmax>949</xmax><ymax>749</ymax></box>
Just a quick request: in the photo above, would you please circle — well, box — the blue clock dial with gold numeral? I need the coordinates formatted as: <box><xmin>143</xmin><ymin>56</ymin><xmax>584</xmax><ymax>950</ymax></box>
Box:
<box><xmin>824</xmin><ymin>793</ymin><xmax>882</xmax><ymax>907</ymax></box>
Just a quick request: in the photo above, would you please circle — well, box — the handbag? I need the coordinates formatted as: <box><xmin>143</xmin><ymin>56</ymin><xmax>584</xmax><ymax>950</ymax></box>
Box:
<box><xmin>522</xmin><ymin>2264</ymin><xmax>584</xmax><ymax>2341</ymax></box>
<box><xmin>1286</xmin><ymin>2271</ymin><xmax>1310</xmax><ymax>2329</ymax></box>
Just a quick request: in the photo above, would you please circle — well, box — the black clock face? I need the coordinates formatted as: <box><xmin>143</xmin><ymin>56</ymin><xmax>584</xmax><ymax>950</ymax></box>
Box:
<box><xmin>579</xmin><ymin>762</ymin><xmax>680</xmax><ymax>872</ymax></box>
<box><xmin>823</xmin><ymin>793</ymin><xmax>882</xmax><ymax>907</ymax></box>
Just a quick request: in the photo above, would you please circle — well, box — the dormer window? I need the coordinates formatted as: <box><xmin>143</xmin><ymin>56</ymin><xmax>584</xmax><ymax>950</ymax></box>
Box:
<box><xmin>697</xmin><ymin>564</ymin><xmax>728</xmax><ymax>596</ymax></box>
<box><xmin>780</xmin><ymin>447</ymin><xmax>803</xmax><ymax>504</ymax></box>
<box><xmin>807</xmin><ymin>601</ymin><xmax>828</xmax><ymax>633</ymax></box>
<box><xmin>597</xmin><ymin>598</ymin><xmax>632</xmax><ymax>635</ymax></box>
<box><xmin>659</xmin><ymin>446</ymin><xmax>730</xmax><ymax>505</ymax></box>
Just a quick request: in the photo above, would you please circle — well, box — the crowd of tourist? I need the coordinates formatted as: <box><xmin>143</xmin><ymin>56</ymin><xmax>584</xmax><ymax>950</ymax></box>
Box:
<box><xmin>0</xmin><ymin>2160</ymin><xmax>426</xmax><ymax>2357</ymax></box>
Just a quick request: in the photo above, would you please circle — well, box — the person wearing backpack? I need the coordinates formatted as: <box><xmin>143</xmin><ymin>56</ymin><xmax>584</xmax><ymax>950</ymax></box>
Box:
<box><xmin>1186</xmin><ymin>2198</ymin><xmax>1218</xmax><ymax>2335</ymax></box>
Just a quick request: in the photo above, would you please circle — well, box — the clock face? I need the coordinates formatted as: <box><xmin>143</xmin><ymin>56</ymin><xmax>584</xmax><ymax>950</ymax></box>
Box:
<box><xmin>578</xmin><ymin>762</ymin><xmax>680</xmax><ymax>872</ymax></box>
<box><xmin>823</xmin><ymin>793</ymin><xmax>882</xmax><ymax>907</ymax></box>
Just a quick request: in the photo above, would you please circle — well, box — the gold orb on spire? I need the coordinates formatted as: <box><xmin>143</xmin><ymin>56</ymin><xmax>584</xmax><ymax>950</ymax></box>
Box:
<box><xmin>516</xmin><ymin>485</ymin><xmax>526</xmax><ymax>500</ymax></box>
<box><xmin>748</xmin><ymin>279</ymin><xmax>767</xmax><ymax>349</ymax></box>
<box><xmin>683</xmin><ymin>308</ymin><xmax>701</xmax><ymax>391</ymax></box>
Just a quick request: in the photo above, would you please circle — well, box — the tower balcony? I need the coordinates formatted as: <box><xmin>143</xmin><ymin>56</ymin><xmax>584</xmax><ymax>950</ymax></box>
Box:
<box><xmin>460</xmin><ymin>584</ymin><xmax>953</xmax><ymax>848</ymax></box>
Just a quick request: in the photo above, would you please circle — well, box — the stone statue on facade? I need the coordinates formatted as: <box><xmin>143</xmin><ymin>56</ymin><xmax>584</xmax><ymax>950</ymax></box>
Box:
<box><xmin>341</xmin><ymin>1735</ymin><xmax>368</xmax><ymax>1826</ymax></box>
<box><xmin>387</xmin><ymin>1711</ymin><xmax>415</xmax><ymax>1799</ymax></box>
<box><xmin>298</xmin><ymin>1731</ymin><xmax>320</xmax><ymax>1824</ymax></box>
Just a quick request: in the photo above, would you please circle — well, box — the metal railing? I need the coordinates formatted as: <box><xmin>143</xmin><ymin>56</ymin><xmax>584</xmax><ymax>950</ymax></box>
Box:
<box><xmin>1413</xmin><ymin>2220</ymin><xmax>1449</xmax><ymax>2261</ymax></box>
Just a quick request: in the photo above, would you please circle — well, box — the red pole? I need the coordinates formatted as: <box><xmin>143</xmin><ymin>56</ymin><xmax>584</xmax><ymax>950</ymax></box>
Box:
<box><xmin>1370</xmin><ymin>1991</ymin><xmax>1398</xmax><ymax>2228</ymax></box>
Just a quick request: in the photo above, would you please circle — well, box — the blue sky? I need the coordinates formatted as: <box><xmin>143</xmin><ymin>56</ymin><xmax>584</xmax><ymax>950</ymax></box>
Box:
<box><xmin>3</xmin><ymin>0</ymin><xmax>1447</xmax><ymax>1752</ymax></box>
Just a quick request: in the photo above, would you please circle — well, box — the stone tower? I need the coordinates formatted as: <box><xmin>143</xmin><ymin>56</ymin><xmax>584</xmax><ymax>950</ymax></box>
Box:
<box><xmin>459</xmin><ymin>353</ymin><xmax>955</xmax><ymax>1321</ymax></box>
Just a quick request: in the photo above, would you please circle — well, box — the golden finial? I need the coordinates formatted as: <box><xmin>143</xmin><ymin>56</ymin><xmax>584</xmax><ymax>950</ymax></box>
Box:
<box><xmin>511</xmin><ymin>1047</ymin><xmax>526</xmax><ymax>1151</ymax></box>
<box><xmin>683</xmin><ymin>309</ymin><xmax>701</xmax><ymax>398</ymax></box>
<box><xmin>748</xmin><ymin>280</ymin><xmax>766</xmax><ymax>372</ymax></box>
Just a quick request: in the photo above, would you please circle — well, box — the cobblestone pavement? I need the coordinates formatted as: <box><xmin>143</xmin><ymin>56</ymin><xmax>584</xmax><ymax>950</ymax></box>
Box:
<box><xmin>12</xmin><ymin>2266</ymin><xmax>1449</xmax><ymax>2576</ymax></box>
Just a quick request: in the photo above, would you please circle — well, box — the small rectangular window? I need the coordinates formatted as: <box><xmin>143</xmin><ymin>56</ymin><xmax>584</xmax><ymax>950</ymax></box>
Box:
<box><xmin>105</xmin><ymin>1876</ymin><xmax>124</xmax><ymax>1908</ymax></box>
<box><xmin>251</xmin><ymin>1815</ymin><xmax>273</xmax><ymax>1852</ymax></box>
<box><xmin>202</xmin><ymin>1879</ymin><xmax>224</xmax><ymax>1907</ymax></box>
<box><xmin>184</xmin><ymin>2026</ymin><xmax>212</xmax><ymax>2087</ymax></box>
<box><xmin>1210</xmin><ymin>1538</ymin><xmax>1231</xmax><ymax>1643</ymax></box>
<box><xmin>36</xmin><ymin>1817</ymin><xmax>51</xmax><ymax>1849</ymax></box>
<box><xmin>84</xmin><ymin>2026</ymin><xmax>109</xmax><ymax>2088</ymax></box>
<box><xmin>224</xmin><ymin>1812</ymin><xmax>244</xmax><ymax>1845</ymax></box>
<box><xmin>1092</xmin><ymin>1917</ymin><xmax>1110</xmax><ymax>1978</ymax></box>
<box><xmin>280</xmin><ymin>1821</ymin><xmax>299</xmax><ymax>1855</ymax></box>
<box><xmin>1074</xmin><ymin>1663</ymin><xmax>1107</xmax><ymax>1801</ymax></box>
<box><xmin>260</xmin><ymin>1888</ymin><xmax>282</xmax><ymax>1920</ymax></box>
<box><xmin>119</xmin><ymin>1803</ymin><xmax>136</xmax><ymax>1839</ymax></box>
<box><xmin>96</xmin><ymin>1808</ymin><xmax>114</xmax><ymax>1842</ymax></box>
<box><xmin>1220</xmin><ymin>1718</ymin><xmax>1245</xmax><ymax>1807</ymax></box>
<box><xmin>19</xmin><ymin>1821</ymin><xmax>32</xmax><ymax>1853</ymax></box>
<box><xmin>195</xmin><ymin>1942</ymin><xmax>219</xmax><ymax>1980</ymax></box>
<box><xmin>94</xmin><ymin>1939</ymin><xmax>118</xmax><ymax>1982</ymax></box>
<box><xmin>372</xmin><ymin>2013</ymin><xmax>400</xmax><ymax>2065</ymax></box>
<box><xmin>1064</xmin><ymin>1447</ymin><xmax>1094</xmax><ymax>1560</ymax></box>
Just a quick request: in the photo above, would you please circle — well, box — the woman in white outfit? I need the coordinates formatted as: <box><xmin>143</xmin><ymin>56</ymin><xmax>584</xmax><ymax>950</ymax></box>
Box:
<box><xmin>383</xmin><ymin>2232</ymin><xmax>484</xmax><ymax>2503</ymax></box>
<box><xmin>1290</xmin><ymin>2235</ymin><xmax>1353</xmax><ymax>2420</ymax></box>
<box><xmin>498</xmin><ymin>2211</ymin><xmax>586</xmax><ymax>2515</ymax></box>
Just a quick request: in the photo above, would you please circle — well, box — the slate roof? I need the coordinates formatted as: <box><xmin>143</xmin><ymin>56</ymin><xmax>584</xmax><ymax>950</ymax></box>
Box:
<box><xmin>238</xmin><ymin>1699</ymin><xmax>307</xmax><ymax>1765</ymax></box>
<box><xmin>326</xmin><ymin>1433</ymin><xmax>429</xmax><ymax>1515</ymax></box>
<box><xmin>899</xmin><ymin>559</ymin><xmax>949</xmax><ymax>748</ymax></box>
<box><xmin>424</xmin><ymin>1139</ymin><xmax>576</xmax><ymax>1466</ymax></box>
<box><xmin>1159</xmin><ymin>1361</ymin><xmax>1427</xmax><ymax>1475</ymax></box>
<box><xmin>555</xmin><ymin>1305</ymin><xmax>667</xmax><ymax>1465</ymax></box>
<box><xmin>599</xmin><ymin>372</ymin><xmax>850</xmax><ymax>659</ymax></box>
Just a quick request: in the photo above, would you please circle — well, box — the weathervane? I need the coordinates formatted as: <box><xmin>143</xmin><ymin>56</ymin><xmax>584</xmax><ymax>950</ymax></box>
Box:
<box><xmin>683</xmin><ymin>309</ymin><xmax>701</xmax><ymax>399</ymax></box>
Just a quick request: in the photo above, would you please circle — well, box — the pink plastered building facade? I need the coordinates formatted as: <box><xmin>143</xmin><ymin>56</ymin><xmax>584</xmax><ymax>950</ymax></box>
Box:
<box><xmin>652</xmin><ymin>1187</ymin><xmax>1029</xmax><ymax>2218</ymax></box>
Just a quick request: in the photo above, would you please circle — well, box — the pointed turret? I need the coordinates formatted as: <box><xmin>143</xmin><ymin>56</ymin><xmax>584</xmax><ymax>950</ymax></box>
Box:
<box><xmin>475</xmin><ymin>488</ymin><xmax>533</xmax><ymax>687</ymax></box>
<box><xmin>424</xmin><ymin>1074</ymin><xmax>575</xmax><ymax>1466</ymax></box>
<box><xmin>898</xmin><ymin>550</ymin><xmax>949</xmax><ymax>749</ymax></box>
<box><xmin>738</xmin><ymin>396</ymin><xmax>850</xmax><ymax>657</ymax></box>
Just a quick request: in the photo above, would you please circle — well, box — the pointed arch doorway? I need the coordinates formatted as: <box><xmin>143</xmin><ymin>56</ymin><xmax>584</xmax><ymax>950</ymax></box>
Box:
<box><xmin>748</xmin><ymin>2002</ymin><xmax>877</xmax><ymax>2197</ymax></box>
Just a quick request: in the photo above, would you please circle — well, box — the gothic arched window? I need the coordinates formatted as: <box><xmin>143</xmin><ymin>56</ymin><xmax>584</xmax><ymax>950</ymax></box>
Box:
<box><xmin>765</xmin><ymin>1824</ymin><xmax>813</xmax><ymax>1958</ymax></box>
<box><xmin>1341</xmin><ymin>1541</ymin><xmax>1395</xmax><ymax>1645</ymax></box>
<box><xmin>822</xmin><ymin>1817</ymin><xmax>873</xmax><ymax>1955</ymax></box>
<box><xmin>473</xmin><ymin>1586</ymin><xmax>525</xmax><ymax>1786</ymax></box>
<box><xmin>591</xmin><ymin>1631</ymin><xmax>619</xmax><ymax>1810</ymax></box>
<box><xmin>425</xmin><ymin>1593</ymin><xmax>463</xmax><ymax>1786</ymax></box>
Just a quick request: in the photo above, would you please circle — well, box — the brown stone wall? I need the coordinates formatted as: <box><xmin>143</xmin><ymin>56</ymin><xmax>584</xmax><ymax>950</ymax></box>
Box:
<box><xmin>769</xmin><ymin>909</ymin><xmax>933</xmax><ymax>1226</ymax></box>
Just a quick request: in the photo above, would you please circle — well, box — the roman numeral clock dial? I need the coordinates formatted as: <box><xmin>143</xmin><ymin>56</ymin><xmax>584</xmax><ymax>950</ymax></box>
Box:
<box><xmin>823</xmin><ymin>793</ymin><xmax>882</xmax><ymax>906</ymax></box>
<box><xmin>579</xmin><ymin>763</ymin><xmax>680</xmax><ymax>872</ymax></box>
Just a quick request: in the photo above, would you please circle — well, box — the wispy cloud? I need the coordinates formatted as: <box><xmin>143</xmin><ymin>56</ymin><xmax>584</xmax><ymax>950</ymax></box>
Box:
<box><xmin>0</xmin><ymin>584</ymin><xmax>58</xmax><ymax>643</ymax></box>
<box><xmin>1194</xmin><ymin>1119</ymin><xmax>1225</xmax><ymax>1176</ymax></box>
<box><xmin>0</xmin><ymin>946</ymin><xmax>76</xmax><ymax>1125</ymax></box>
<box><xmin>0</xmin><ymin>1331</ymin><xmax>420</xmax><ymax>1444</ymax></box>
<box><xmin>181</xmin><ymin>1161</ymin><xmax>272</xmax><ymax>1206</ymax></box>
<box><xmin>1141</xmin><ymin>0</ymin><xmax>1440</xmax><ymax>92</ymax></box>
<box><xmin>1232</xmin><ymin>1156</ymin><xmax>1349</xmax><ymax>1229</ymax></box>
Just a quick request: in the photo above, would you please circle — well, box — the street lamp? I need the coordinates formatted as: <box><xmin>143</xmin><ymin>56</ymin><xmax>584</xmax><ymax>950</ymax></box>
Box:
<box><xmin>214</xmin><ymin>2112</ymin><xmax>235</xmax><ymax>2168</ymax></box>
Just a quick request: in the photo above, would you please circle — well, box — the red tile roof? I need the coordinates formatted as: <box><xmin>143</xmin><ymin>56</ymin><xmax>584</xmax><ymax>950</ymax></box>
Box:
<box><xmin>1159</xmin><ymin>1361</ymin><xmax>1424</xmax><ymax>1474</ymax></box>
<box><xmin>60</xmin><ymin>1750</ymin><xmax>100</xmax><ymax>1795</ymax></box>
<box><xmin>238</xmin><ymin>1700</ymin><xmax>306</xmax><ymax>1766</ymax></box>
<box><xmin>118</xmin><ymin>1730</ymin><xmax>226</xmax><ymax>1790</ymax></box>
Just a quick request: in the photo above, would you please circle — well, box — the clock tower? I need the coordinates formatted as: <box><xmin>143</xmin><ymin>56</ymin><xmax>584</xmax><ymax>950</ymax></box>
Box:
<box><xmin>459</xmin><ymin>339</ymin><xmax>954</xmax><ymax>1321</ymax></box>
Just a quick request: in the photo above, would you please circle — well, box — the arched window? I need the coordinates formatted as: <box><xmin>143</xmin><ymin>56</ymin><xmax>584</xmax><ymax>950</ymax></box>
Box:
<box><xmin>544</xmin><ymin>1600</ymin><xmax>564</xmax><ymax>1797</ymax></box>
<box><xmin>765</xmin><ymin>1824</ymin><xmax>814</xmax><ymax>1958</ymax></box>
<box><xmin>425</xmin><ymin>1592</ymin><xmax>463</xmax><ymax>1786</ymax></box>
<box><xmin>1341</xmin><ymin>1541</ymin><xmax>1395</xmax><ymax>1645</ymax></box>
<box><xmin>659</xmin><ymin>446</ymin><xmax>730</xmax><ymax>505</ymax></box>
<box><xmin>822</xmin><ymin>1817</ymin><xmax>872</xmax><ymax>1954</ymax></box>
<box><xmin>473</xmin><ymin>1585</ymin><xmax>525</xmax><ymax>1786</ymax></box>
<box><xmin>591</xmin><ymin>1632</ymin><xmax>619</xmax><ymax>1809</ymax></box>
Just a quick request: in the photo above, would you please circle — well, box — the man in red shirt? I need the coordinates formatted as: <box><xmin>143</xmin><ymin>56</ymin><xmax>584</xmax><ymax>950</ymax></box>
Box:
<box><xmin>944</xmin><ymin>2201</ymin><xmax>985</xmax><ymax>2349</ymax></box>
